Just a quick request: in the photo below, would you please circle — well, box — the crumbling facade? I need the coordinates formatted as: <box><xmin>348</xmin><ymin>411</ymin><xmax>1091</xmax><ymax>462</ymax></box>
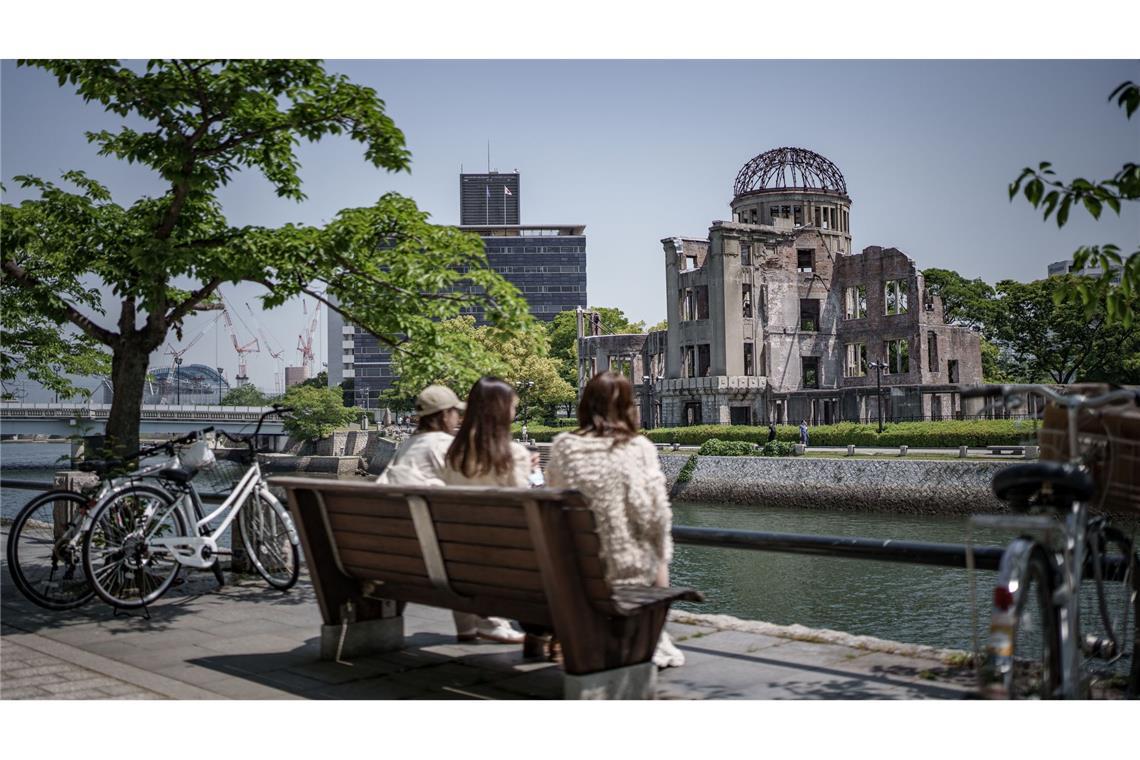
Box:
<box><xmin>578</xmin><ymin>147</ymin><xmax>983</xmax><ymax>427</ymax></box>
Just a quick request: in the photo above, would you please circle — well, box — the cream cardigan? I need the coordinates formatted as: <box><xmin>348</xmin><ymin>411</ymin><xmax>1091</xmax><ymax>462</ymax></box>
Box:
<box><xmin>545</xmin><ymin>432</ymin><xmax>673</xmax><ymax>586</ymax></box>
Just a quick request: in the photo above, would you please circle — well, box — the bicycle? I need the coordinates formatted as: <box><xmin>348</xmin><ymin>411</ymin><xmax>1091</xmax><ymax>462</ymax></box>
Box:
<box><xmin>5</xmin><ymin>428</ymin><xmax>215</xmax><ymax>610</ymax></box>
<box><xmin>964</xmin><ymin>383</ymin><xmax>1140</xmax><ymax>699</ymax></box>
<box><xmin>81</xmin><ymin>405</ymin><xmax>300</xmax><ymax>609</ymax></box>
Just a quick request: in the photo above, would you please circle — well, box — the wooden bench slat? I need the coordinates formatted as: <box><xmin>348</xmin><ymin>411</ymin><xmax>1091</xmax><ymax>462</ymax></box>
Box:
<box><xmin>322</xmin><ymin>495</ymin><xmax>411</xmax><ymax>519</ymax></box>
<box><xmin>450</xmin><ymin>580</ymin><xmax>548</xmax><ymax>604</ymax></box>
<box><xmin>334</xmin><ymin>533</ymin><xmax>423</xmax><ymax>558</ymax></box>
<box><xmin>340</xmin><ymin>549</ymin><xmax>429</xmax><ymax>579</ymax></box>
<box><xmin>445</xmin><ymin>561</ymin><xmax>545</xmax><ymax>592</ymax></box>
<box><xmin>329</xmin><ymin>513</ymin><xmax>417</xmax><ymax>539</ymax></box>
<box><xmin>429</xmin><ymin>502</ymin><xmax>528</xmax><ymax>527</ymax></box>
<box><xmin>435</xmin><ymin>523</ymin><xmax>532</xmax><ymax>548</ymax></box>
<box><xmin>439</xmin><ymin>543</ymin><xmax>538</xmax><ymax>571</ymax></box>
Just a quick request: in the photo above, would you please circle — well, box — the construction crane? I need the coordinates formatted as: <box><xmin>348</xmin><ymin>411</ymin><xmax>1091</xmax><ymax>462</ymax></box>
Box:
<box><xmin>162</xmin><ymin>312</ymin><xmax>223</xmax><ymax>402</ymax></box>
<box><xmin>221</xmin><ymin>303</ymin><xmax>260</xmax><ymax>386</ymax></box>
<box><xmin>296</xmin><ymin>299</ymin><xmax>321</xmax><ymax>380</ymax></box>
<box><xmin>246</xmin><ymin>302</ymin><xmax>287</xmax><ymax>395</ymax></box>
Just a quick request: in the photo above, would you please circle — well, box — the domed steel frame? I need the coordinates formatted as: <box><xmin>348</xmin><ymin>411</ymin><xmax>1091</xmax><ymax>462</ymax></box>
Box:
<box><xmin>733</xmin><ymin>147</ymin><xmax>848</xmax><ymax>199</ymax></box>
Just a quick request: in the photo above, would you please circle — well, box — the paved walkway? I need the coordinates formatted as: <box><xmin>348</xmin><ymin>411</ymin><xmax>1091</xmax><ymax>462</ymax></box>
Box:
<box><xmin>0</xmin><ymin>562</ymin><xmax>977</xmax><ymax>700</ymax></box>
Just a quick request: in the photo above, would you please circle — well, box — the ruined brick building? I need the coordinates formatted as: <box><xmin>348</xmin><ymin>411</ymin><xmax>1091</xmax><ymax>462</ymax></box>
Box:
<box><xmin>577</xmin><ymin>147</ymin><xmax>983</xmax><ymax>427</ymax></box>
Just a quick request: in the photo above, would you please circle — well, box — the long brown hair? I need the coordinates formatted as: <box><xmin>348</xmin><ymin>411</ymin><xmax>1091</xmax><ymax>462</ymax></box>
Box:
<box><xmin>417</xmin><ymin>411</ymin><xmax>451</xmax><ymax>434</ymax></box>
<box><xmin>446</xmin><ymin>377</ymin><xmax>517</xmax><ymax>478</ymax></box>
<box><xmin>576</xmin><ymin>371</ymin><xmax>639</xmax><ymax>443</ymax></box>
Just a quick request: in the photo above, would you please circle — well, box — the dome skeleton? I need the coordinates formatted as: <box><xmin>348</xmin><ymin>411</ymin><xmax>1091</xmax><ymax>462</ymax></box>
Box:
<box><xmin>733</xmin><ymin>147</ymin><xmax>848</xmax><ymax>198</ymax></box>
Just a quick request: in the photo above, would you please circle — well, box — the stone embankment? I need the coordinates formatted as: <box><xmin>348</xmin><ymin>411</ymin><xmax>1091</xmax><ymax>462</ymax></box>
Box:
<box><xmin>661</xmin><ymin>455</ymin><xmax>1008</xmax><ymax>514</ymax></box>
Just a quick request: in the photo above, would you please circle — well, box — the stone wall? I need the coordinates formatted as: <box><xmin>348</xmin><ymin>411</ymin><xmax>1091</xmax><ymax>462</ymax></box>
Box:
<box><xmin>659</xmin><ymin>454</ymin><xmax>1008</xmax><ymax>515</ymax></box>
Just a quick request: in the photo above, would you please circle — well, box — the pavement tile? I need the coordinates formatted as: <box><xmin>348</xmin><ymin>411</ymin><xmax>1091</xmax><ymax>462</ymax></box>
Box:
<box><xmin>1</xmin><ymin>686</ymin><xmax>53</xmax><ymax>699</ymax></box>
<box><xmin>281</xmin><ymin>658</ymin><xmax>399</xmax><ymax>685</ymax></box>
<box><xmin>196</xmin><ymin>676</ymin><xmax>301</xmax><ymax>700</ymax></box>
<box><xmin>483</xmin><ymin>667</ymin><xmax>563</xmax><ymax>699</ymax></box>
<box><xmin>42</xmin><ymin>677</ymin><xmax>123</xmax><ymax>694</ymax></box>
<box><xmin>194</xmin><ymin>633</ymin><xmax>307</xmax><ymax>656</ymax></box>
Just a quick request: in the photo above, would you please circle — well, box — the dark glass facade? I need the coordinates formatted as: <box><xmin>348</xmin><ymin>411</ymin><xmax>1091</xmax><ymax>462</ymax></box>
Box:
<box><xmin>460</xmin><ymin>173</ymin><xmax>520</xmax><ymax>225</ymax></box>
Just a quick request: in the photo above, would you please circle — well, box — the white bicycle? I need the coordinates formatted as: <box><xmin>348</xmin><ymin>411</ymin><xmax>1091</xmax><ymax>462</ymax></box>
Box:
<box><xmin>81</xmin><ymin>406</ymin><xmax>301</xmax><ymax>609</ymax></box>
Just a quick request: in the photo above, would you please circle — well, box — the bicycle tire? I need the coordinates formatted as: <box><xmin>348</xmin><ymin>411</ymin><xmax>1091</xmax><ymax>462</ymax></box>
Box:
<box><xmin>6</xmin><ymin>490</ymin><xmax>96</xmax><ymax>610</ymax></box>
<box><xmin>82</xmin><ymin>484</ymin><xmax>187</xmax><ymax>609</ymax></box>
<box><xmin>1080</xmin><ymin>525</ymin><xmax>1138</xmax><ymax>697</ymax></box>
<box><xmin>987</xmin><ymin>541</ymin><xmax>1062</xmax><ymax>699</ymax></box>
<box><xmin>237</xmin><ymin>488</ymin><xmax>299</xmax><ymax>590</ymax></box>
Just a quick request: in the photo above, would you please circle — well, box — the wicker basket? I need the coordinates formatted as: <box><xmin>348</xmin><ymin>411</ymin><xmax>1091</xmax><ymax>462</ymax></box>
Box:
<box><xmin>1038</xmin><ymin>384</ymin><xmax>1140</xmax><ymax>514</ymax></box>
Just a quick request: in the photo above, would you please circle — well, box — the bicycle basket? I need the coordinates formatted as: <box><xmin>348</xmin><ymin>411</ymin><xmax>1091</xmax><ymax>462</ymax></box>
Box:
<box><xmin>1039</xmin><ymin>384</ymin><xmax>1140</xmax><ymax>514</ymax></box>
<box><xmin>180</xmin><ymin>439</ymin><xmax>216</xmax><ymax>472</ymax></box>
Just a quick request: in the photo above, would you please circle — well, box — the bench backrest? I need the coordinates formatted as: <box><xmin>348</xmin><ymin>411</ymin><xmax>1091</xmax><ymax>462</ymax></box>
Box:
<box><xmin>272</xmin><ymin>478</ymin><xmax>616</xmax><ymax>628</ymax></box>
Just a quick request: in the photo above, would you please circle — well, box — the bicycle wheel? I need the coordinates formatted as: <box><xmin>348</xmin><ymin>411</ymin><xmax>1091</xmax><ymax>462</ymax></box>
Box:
<box><xmin>1080</xmin><ymin>525</ymin><xmax>1138</xmax><ymax>697</ymax></box>
<box><xmin>988</xmin><ymin>541</ymin><xmax>1061</xmax><ymax>699</ymax></box>
<box><xmin>237</xmin><ymin>488</ymin><xmax>299</xmax><ymax>590</ymax></box>
<box><xmin>6</xmin><ymin>490</ymin><xmax>96</xmax><ymax>610</ymax></box>
<box><xmin>82</xmin><ymin>484</ymin><xmax>187</xmax><ymax>609</ymax></box>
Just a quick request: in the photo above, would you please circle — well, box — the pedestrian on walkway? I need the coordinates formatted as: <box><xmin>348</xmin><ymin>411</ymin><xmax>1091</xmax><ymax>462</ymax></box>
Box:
<box><xmin>767</xmin><ymin>423</ymin><xmax>777</xmax><ymax>442</ymax></box>
<box><xmin>545</xmin><ymin>371</ymin><xmax>684</xmax><ymax>669</ymax></box>
<box><xmin>799</xmin><ymin>419</ymin><xmax>810</xmax><ymax>448</ymax></box>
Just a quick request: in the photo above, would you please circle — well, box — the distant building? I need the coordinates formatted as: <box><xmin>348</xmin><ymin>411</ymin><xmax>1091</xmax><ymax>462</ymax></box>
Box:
<box><xmin>1047</xmin><ymin>258</ymin><xmax>1123</xmax><ymax>283</ymax></box>
<box><xmin>460</xmin><ymin>172</ymin><xmax>520</xmax><ymax>225</ymax></box>
<box><xmin>332</xmin><ymin>171</ymin><xmax>588</xmax><ymax>408</ymax></box>
<box><xmin>145</xmin><ymin>363</ymin><xmax>229</xmax><ymax>405</ymax></box>
<box><xmin>284</xmin><ymin>366</ymin><xmax>308</xmax><ymax>388</ymax></box>
<box><xmin>577</xmin><ymin>147</ymin><xmax>984</xmax><ymax>428</ymax></box>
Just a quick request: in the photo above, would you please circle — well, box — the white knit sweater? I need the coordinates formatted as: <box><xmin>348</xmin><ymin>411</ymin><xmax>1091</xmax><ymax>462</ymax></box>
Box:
<box><xmin>545</xmin><ymin>432</ymin><xmax>673</xmax><ymax>587</ymax></box>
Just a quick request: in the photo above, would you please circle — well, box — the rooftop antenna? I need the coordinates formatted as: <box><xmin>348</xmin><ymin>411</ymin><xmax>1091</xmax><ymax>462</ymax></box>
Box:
<box><xmin>487</xmin><ymin>140</ymin><xmax>491</xmax><ymax>173</ymax></box>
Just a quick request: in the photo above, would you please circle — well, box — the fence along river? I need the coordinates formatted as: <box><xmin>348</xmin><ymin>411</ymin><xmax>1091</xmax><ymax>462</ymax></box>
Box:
<box><xmin>3</xmin><ymin>442</ymin><xmax>1134</xmax><ymax>654</ymax></box>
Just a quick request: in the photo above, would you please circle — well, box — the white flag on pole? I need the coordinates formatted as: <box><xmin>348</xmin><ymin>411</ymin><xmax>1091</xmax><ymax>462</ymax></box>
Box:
<box><xmin>504</xmin><ymin>186</ymin><xmax>512</xmax><ymax>196</ymax></box>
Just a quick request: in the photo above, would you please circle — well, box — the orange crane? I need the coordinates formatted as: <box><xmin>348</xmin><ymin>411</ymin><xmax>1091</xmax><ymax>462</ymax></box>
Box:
<box><xmin>296</xmin><ymin>299</ymin><xmax>321</xmax><ymax>380</ymax></box>
<box><xmin>221</xmin><ymin>303</ymin><xmax>260</xmax><ymax>386</ymax></box>
<box><xmin>245</xmin><ymin>302</ymin><xmax>287</xmax><ymax>395</ymax></box>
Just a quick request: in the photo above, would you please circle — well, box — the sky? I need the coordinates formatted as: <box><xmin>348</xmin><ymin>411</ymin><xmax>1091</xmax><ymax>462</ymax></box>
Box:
<box><xmin>3</xmin><ymin>59</ymin><xmax>1138</xmax><ymax>394</ymax></box>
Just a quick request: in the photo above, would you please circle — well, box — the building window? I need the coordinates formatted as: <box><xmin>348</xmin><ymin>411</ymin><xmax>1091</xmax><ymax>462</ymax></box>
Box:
<box><xmin>797</xmin><ymin>249</ymin><xmax>815</xmax><ymax>273</ymax></box>
<box><xmin>749</xmin><ymin>208</ymin><xmax>757</xmax><ymax>224</ymax></box>
<box><xmin>885</xmin><ymin>279</ymin><xmax>909</xmax><ymax>315</ymax></box>
<box><xmin>741</xmin><ymin>244</ymin><xmax>751</xmax><ymax>267</ymax></box>
<box><xmin>927</xmin><ymin>332</ymin><xmax>938</xmax><ymax>372</ymax></box>
<box><xmin>684</xmin><ymin>402</ymin><xmax>703</xmax><ymax>426</ymax></box>
<box><xmin>886</xmin><ymin>339</ymin><xmax>910</xmax><ymax>374</ymax></box>
<box><xmin>683</xmin><ymin>253</ymin><xmax>699</xmax><ymax>271</ymax></box>
<box><xmin>802</xmin><ymin>357</ymin><xmax>820</xmax><ymax>389</ymax></box>
<box><xmin>948</xmin><ymin>359</ymin><xmax>960</xmax><ymax>383</ymax></box>
<box><xmin>697</xmin><ymin>344</ymin><xmax>711</xmax><ymax>377</ymax></box>
<box><xmin>793</xmin><ymin>205</ymin><xmax>803</xmax><ymax>225</ymax></box>
<box><xmin>814</xmin><ymin>207</ymin><xmax>822</xmax><ymax>228</ymax></box>
<box><xmin>845</xmin><ymin>343</ymin><xmax>867</xmax><ymax>377</ymax></box>
<box><xmin>730</xmin><ymin>406</ymin><xmax>753</xmax><ymax>426</ymax></box>
<box><xmin>800</xmin><ymin>299</ymin><xmax>820</xmax><ymax>332</ymax></box>
<box><xmin>744</xmin><ymin>342</ymin><xmax>754</xmax><ymax>375</ymax></box>
<box><xmin>680</xmin><ymin>286</ymin><xmax>708</xmax><ymax>322</ymax></box>
<box><xmin>681</xmin><ymin>346</ymin><xmax>695</xmax><ymax>378</ymax></box>
<box><xmin>742</xmin><ymin>284</ymin><xmax>753</xmax><ymax>319</ymax></box>
<box><xmin>844</xmin><ymin>285</ymin><xmax>867</xmax><ymax>319</ymax></box>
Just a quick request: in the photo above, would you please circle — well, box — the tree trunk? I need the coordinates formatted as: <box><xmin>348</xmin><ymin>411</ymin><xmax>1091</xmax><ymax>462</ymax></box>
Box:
<box><xmin>105</xmin><ymin>339</ymin><xmax>150</xmax><ymax>458</ymax></box>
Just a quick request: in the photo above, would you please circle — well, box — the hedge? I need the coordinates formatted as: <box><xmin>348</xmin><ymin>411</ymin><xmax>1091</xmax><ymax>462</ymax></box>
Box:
<box><xmin>516</xmin><ymin>419</ymin><xmax>1037</xmax><ymax>447</ymax></box>
<box><xmin>697</xmin><ymin>439</ymin><xmax>757</xmax><ymax>456</ymax></box>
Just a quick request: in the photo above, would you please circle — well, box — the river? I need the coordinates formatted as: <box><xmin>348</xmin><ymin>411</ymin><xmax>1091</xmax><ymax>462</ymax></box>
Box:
<box><xmin>3</xmin><ymin>442</ymin><xmax>1134</xmax><ymax>655</ymax></box>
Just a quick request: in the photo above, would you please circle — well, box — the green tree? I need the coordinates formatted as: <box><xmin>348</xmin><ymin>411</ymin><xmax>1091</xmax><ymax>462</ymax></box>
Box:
<box><xmin>646</xmin><ymin>319</ymin><xmax>668</xmax><ymax>332</ymax></box>
<box><xmin>299</xmin><ymin>370</ymin><xmax>329</xmax><ymax>390</ymax></box>
<box><xmin>393</xmin><ymin>316</ymin><xmax>574</xmax><ymax>414</ymax></box>
<box><xmin>220</xmin><ymin>384</ymin><xmax>271</xmax><ymax>406</ymax></box>
<box><xmin>281</xmin><ymin>384</ymin><xmax>359</xmax><ymax>441</ymax></box>
<box><xmin>989</xmin><ymin>276</ymin><xmax>1139</xmax><ymax>384</ymax></box>
<box><xmin>921</xmin><ymin>267</ymin><xmax>1009</xmax><ymax>381</ymax></box>
<box><xmin>1</xmin><ymin>60</ymin><xmax>527</xmax><ymax>455</ymax></box>
<box><xmin>1009</xmin><ymin>81</ymin><xmax>1139</xmax><ymax>327</ymax></box>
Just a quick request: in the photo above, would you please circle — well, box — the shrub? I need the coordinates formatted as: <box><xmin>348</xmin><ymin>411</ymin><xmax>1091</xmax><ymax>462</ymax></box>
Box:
<box><xmin>760</xmin><ymin>440</ymin><xmax>796</xmax><ymax>457</ymax></box>
<box><xmin>697</xmin><ymin>439</ymin><xmax>757</xmax><ymax>456</ymax></box>
<box><xmin>281</xmin><ymin>385</ymin><xmax>360</xmax><ymax>441</ymax></box>
<box><xmin>644</xmin><ymin>419</ymin><xmax>1034</xmax><ymax>448</ymax></box>
<box><xmin>676</xmin><ymin>454</ymin><xmax>698</xmax><ymax>483</ymax></box>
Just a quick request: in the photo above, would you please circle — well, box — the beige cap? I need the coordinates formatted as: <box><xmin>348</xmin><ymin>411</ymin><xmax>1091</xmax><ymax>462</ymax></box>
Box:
<box><xmin>415</xmin><ymin>384</ymin><xmax>466</xmax><ymax>417</ymax></box>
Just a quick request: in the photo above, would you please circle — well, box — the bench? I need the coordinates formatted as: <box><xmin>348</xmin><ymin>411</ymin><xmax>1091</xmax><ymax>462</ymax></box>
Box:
<box><xmin>272</xmin><ymin>477</ymin><xmax>703</xmax><ymax>699</ymax></box>
<box><xmin>986</xmin><ymin>445</ymin><xmax>1026</xmax><ymax>455</ymax></box>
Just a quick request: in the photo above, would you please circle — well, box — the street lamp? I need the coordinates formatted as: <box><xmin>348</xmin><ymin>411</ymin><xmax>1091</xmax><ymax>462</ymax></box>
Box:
<box><xmin>519</xmin><ymin>381</ymin><xmax>535</xmax><ymax>438</ymax></box>
<box><xmin>174</xmin><ymin>357</ymin><xmax>184</xmax><ymax>406</ymax></box>
<box><xmin>642</xmin><ymin>374</ymin><xmax>662</xmax><ymax>429</ymax></box>
<box><xmin>868</xmin><ymin>360</ymin><xmax>887</xmax><ymax>433</ymax></box>
<box><xmin>216</xmin><ymin>367</ymin><xmax>225</xmax><ymax>405</ymax></box>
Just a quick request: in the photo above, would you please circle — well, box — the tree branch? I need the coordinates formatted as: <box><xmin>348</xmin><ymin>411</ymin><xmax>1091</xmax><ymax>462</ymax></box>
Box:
<box><xmin>165</xmin><ymin>277</ymin><xmax>224</xmax><ymax>329</ymax></box>
<box><xmin>1</xmin><ymin>259</ymin><xmax>118</xmax><ymax>346</ymax></box>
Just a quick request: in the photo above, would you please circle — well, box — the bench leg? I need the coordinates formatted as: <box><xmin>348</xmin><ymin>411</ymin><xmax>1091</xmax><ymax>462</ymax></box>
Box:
<box><xmin>563</xmin><ymin>662</ymin><xmax>657</xmax><ymax>700</ymax></box>
<box><xmin>320</xmin><ymin>616</ymin><xmax>405</xmax><ymax>661</ymax></box>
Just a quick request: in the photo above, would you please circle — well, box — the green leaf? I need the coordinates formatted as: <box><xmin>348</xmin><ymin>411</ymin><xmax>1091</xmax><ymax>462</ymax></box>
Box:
<box><xmin>1057</xmin><ymin>195</ymin><xmax>1072</xmax><ymax>227</ymax></box>
<box><xmin>1082</xmin><ymin>196</ymin><xmax>1103</xmax><ymax>219</ymax></box>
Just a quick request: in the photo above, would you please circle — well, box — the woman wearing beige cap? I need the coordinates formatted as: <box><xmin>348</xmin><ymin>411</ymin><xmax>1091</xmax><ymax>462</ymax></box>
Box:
<box><xmin>377</xmin><ymin>383</ymin><xmax>524</xmax><ymax>645</ymax></box>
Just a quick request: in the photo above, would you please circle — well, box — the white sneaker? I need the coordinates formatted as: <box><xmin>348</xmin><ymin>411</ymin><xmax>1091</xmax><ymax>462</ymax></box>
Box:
<box><xmin>652</xmin><ymin>631</ymin><xmax>685</xmax><ymax>668</ymax></box>
<box><xmin>467</xmin><ymin>617</ymin><xmax>524</xmax><ymax>644</ymax></box>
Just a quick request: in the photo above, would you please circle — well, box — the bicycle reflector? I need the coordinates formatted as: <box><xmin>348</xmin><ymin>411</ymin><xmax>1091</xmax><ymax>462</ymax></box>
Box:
<box><xmin>993</xmin><ymin>586</ymin><xmax>1014</xmax><ymax>611</ymax></box>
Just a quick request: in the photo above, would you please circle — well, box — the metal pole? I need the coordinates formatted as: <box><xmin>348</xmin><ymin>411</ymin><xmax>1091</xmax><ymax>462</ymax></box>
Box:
<box><xmin>877</xmin><ymin>364</ymin><xmax>883</xmax><ymax>433</ymax></box>
<box><xmin>174</xmin><ymin>357</ymin><xmax>183</xmax><ymax>405</ymax></box>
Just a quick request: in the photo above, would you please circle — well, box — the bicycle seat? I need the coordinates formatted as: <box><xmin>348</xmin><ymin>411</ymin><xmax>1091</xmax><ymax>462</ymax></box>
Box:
<box><xmin>159</xmin><ymin>467</ymin><xmax>195</xmax><ymax>485</ymax></box>
<box><xmin>992</xmin><ymin>461</ymin><xmax>1096</xmax><ymax>507</ymax></box>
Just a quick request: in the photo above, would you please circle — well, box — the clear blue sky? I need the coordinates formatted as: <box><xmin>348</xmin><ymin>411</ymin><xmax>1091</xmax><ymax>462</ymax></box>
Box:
<box><xmin>3</xmin><ymin>59</ymin><xmax>1138</xmax><ymax>392</ymax></box>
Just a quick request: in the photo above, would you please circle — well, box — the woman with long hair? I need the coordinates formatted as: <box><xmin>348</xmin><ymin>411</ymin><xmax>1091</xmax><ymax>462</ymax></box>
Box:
<box><xmin>545</xmin><ymin>371</ymin><xmax>684</xmax><ymax>668</ymax></box>
<box><xmin>443</xmin><ymin>376</ymin><xmax>532</xmax><ymax>487</ymax></box>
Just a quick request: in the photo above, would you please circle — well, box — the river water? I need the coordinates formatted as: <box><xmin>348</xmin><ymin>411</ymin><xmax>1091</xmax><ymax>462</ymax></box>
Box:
<box><xmin>4</xmin><ymin>442</ymin><xmax>1135</xmax><ymax>654</ymax></box>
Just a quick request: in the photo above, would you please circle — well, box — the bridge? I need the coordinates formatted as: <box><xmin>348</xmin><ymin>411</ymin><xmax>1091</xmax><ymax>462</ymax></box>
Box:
<box><xmin>0</xmin><ymin>402</ymin><xmax>287</xmax><ymax>437</ymax></box>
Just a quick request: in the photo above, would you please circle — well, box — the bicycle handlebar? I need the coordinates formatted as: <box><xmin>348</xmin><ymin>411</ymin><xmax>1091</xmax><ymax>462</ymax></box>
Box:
<box><xmin>217</xmin><ymin>406</ymin><xmax>293</xmax><ymax>452</ymax></box>
<box><xmin>961</xmin><ymin>384</ymin><xmax>1140</xmax><ymax>410</ymax></box>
